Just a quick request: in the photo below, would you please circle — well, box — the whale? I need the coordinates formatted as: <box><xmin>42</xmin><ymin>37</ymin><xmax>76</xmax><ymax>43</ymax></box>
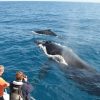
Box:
<box><xmin>34</xmin><ymin>29</ymin><xmax>57</xmax><ymax>36</ymax></box>
<box><xmin>35</xmin><ymin>40</ymin><xmax>100</xmax><ymax>96</ymax></box>
<box><xmin>35</xmin><ymin>40</ymin><xmax>95</xmax><ymax>70</ymax></box>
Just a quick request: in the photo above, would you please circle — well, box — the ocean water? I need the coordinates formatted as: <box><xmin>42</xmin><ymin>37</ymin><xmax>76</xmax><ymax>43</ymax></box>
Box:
<box><xmin>0</xmin><ymin>1</ymin><xmax>100</xmax><ymax>100</ymax></box>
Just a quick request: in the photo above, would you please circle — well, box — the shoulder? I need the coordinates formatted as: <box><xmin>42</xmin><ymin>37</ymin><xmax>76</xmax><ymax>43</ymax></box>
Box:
<box><xmin>22</xmin><ymin>82</ymin><xmax>28</xmax><ymax>88</ymax></box>
<box><xmin>22</xmin><ymin>82</ymin><xmax>33</xmax><ymax>92</ymax></box>
<box><xmin>0</xmin><ymin>77</ymin><xmax>7</xmax><ymax>83</ymax></box>
<box><xmin>0</xmin><ymin>77</ymin><xmax>9</xmax><ymax>87</ymax></box>
<box><xmin>0</xmin><ymin>77</ymin><xmax>5</xmax><ymax>81</ymax></box>
<box><xmin>23</xmin><ymin>82</ymin><xmax>32</xmax><ymax>87</ymax></box>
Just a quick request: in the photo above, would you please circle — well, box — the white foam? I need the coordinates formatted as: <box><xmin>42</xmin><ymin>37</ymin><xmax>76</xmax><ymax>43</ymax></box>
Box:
<box><xmin>32</xmin><ymin>31</ymin><xmax>38</xmax><ymax>34</ymax></box>
<box><xmin>38</xmin><ymin>44</ymin><xmax>68</xmax><ymax>66</ymax></box>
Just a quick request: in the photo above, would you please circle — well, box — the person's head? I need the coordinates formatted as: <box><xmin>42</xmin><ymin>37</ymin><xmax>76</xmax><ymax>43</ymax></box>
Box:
<box><xmin>0</xmin><ymin>65</ymin><xmax>4</xmax><ymax>76</ymax></box>
<box><xmin>16</xmin><ymin>71</ymin><xmax>25</xmax><ymax>81</ymax></box>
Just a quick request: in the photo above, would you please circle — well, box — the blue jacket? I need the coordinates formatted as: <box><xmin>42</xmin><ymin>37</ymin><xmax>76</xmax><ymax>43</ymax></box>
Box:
<box><xmin>22</xmin><ymin>82</ymin><xmax>33</xmax><ymax>100</ymax></box>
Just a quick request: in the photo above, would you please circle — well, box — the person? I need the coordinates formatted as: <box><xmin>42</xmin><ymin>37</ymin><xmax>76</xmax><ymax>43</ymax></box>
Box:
<box><xmin>0</xmin><ymin>65</ymin><xmax>9</xmax><ymax>100</ymax></box>
<box><xmin>10</xmin><ymin>71</ymin><xmax>33</xmax><ymax>100</ymax></box>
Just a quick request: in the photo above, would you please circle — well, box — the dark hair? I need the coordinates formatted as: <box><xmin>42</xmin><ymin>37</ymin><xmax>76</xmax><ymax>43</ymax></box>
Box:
<box><xmin>16</xmin><ymin>71</ymin><xmax>25</xmax><ymax>80</ymax></box>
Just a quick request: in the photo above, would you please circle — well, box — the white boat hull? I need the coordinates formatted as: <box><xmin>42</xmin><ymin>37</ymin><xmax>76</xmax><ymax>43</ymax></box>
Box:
<box><xmin>3</xmin><ymin>92</ymin><xmax>9</xmax><ymax>100</ymax></box>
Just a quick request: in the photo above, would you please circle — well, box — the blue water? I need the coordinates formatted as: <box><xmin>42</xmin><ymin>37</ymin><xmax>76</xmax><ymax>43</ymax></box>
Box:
<box><xmin>0</xmin><ymin>1</ymin><xmax>100</xmax><ymax>100</ymax></box>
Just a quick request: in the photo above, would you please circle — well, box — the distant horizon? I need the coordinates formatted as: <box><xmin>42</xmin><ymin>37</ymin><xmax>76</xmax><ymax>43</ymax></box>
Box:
<box><xmin>0</xmin><ymin>0</ymin><xmax>100</xmax><ymax>3</ymax></box>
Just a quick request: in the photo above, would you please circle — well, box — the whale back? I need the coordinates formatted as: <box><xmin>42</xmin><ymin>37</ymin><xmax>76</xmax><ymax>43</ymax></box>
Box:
<box><xmin>35</xmin><ymin>29</ymin><xmax>57</xmax><ymax>36</ymax></box>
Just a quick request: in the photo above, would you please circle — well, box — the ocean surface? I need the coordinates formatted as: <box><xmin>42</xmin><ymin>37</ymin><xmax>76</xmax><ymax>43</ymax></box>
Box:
<box><xmin>0</xmin><ymin>1</ymin><xmax>100</xmax><ymax>100</ymax></box>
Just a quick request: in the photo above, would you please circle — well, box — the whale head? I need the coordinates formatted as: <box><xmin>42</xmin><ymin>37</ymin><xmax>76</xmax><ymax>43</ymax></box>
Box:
<box><xmin>35</xmin><ymin>40</ymin><xmax>52</xmax><ymax>46</ymax></box>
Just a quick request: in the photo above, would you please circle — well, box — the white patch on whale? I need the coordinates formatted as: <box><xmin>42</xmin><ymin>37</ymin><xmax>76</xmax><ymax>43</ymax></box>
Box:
<box><xmin>32</xmin><ymin>31</ymin><xmax>43</xmax><ymax>35</ymax></box>
<box><xmin>38</xmin><ymin>44</ymin><xmax>68</xmax><ymax>66</ymax></box>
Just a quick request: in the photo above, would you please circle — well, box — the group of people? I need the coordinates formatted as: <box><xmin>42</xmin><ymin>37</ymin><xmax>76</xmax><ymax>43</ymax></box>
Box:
<box><xmin>0</xmin><ymin>65</ymin><xmax>33</xmax><ymax>100</ymax></box>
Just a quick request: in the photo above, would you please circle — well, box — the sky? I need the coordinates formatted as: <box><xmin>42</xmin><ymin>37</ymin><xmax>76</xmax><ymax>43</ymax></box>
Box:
<box><xmin>0</xmin><ymin>0</ymin><xmax>100</xmax><ymax>3</ymax></box>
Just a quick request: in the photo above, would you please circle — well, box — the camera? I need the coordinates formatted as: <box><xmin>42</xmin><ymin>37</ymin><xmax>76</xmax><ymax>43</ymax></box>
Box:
<box><xmin>23</xmin><ymin>74</ymin><xmax>27</xmax><ymax>78</ymax></box>
<box><xmin>22</xmin><ymin>74</ymin><xmax>27</xmax><ymax>82</ymax></box>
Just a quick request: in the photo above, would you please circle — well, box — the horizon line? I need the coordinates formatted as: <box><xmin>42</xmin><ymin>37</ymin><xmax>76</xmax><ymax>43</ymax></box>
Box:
<box><xmin>0</xmin><ymin>0</ymin><xmax>100</xmax><ymax>3</ymax></box>
<box><xmin>0</xmin><ymin>0</ymin><xmax>100</xmax><ymax>4</ymax></box>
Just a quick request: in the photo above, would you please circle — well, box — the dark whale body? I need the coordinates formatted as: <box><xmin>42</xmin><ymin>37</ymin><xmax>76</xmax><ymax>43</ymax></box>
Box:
<box><xmin>36</xmin><ymin>40</ymin><xmax>100</xmax><ymax>96</ymax></box>
<box><xmin>42</xmin><ymin>41</ymin><xmax>62</xmax><ymax>55</ymax></box>
<box><xmin>35</xmin><ymin>29</ymin><xmax>57</xmax><ymax>36</ymax></box>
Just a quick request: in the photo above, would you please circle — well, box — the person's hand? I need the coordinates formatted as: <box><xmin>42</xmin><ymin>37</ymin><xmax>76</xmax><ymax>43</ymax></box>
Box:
<box><xmin>6</xmin><ymin>82</ymin><xmax>10</xmax><ymax>87</ymax></box>
<box><xmin>23</xmin><ymin>76</ymin><xmax>28</xmax><ymax>82</ymax></box>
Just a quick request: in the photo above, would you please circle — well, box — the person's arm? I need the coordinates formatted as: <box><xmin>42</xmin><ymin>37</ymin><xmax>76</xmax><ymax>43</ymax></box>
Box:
<box><xmin>3</xmin><ymin>81</ymin><xmax>9</xmax><ymax>88</ymax></box>
<box><xmin>0</xmin><ymin>77</ymin><xmax>9</xmax><ymax>88</ymax></box>
<box><xmin>23</xmin><ymin>76</ymin><xmax>28</xmax><ymax>82</ymax></box>
<box><xmin>6</xmin><ymin>82</ymin><xmax>10</xmax><ymax>87</ymax></box>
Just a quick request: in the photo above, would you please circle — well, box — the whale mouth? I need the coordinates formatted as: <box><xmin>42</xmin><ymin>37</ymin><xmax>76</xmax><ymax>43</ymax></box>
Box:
<box><xmin>36</xmin><ymin>40</ymin><xmax>68</xmax><ymax>66</ymax></box>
